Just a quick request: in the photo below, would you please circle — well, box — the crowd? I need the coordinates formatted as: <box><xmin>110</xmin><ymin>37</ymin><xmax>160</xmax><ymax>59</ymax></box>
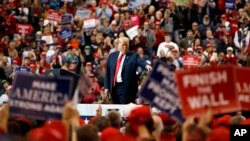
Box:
<box><xmin>0</xmin><ymin>0</ymin><xmax>249</xmax><ymax>140</ymax></box>
<box><xmin>0</xmin><ymin>0</ymin><xmax>249</xmax><ymax>103</ymax></box>
<box><xmin>1</xmin><ymin>101</ymin><xmax>250</xmax><ymax>141</ymax></box>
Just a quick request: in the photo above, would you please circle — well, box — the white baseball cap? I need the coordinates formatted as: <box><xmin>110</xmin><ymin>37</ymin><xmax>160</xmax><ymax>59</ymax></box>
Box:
<box><xmin>187</xmin><ymin>47</ymin><xmax>193</xmax><ymax>52</ymax></box>
<box><xmin>0</xmin><ymin>94</ymin><xmax>9</xmax><ymax>105</ymax></box>
<box><xmin>227</xmin><ymin>47</ymin><xmax>233</xmax><ymax>51</ymax></box>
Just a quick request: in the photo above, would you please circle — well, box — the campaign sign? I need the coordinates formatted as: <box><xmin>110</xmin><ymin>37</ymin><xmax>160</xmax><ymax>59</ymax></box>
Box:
<box><xmin>60</xmin><ymin>28</ymin><xmax>72</xmax><ymax>39</ymax></box>
<box><xmin>41</xmin><ymin>35</ymin><xmax>54</xmax><ymax>44</ymax></box>
<box><xmin>235</xmin><ymin>67</ymin><xmax>250</xmax><ymax>111</ymax></box>
<box><xmin>76</xmin><ymin>9</ymin><xmax>91</xmax><ymax>19</ymax></box>
<box><xmin>9</xmin><ymin>73</ymin><xmax>73</xmax><ymax>120</ymax></box>
<box><xmin>126</xmin><ymin>25</ymin><xmax>139</xmax><ymax>40</ymax></box>
<box><xmin>47</xmin><ymin>11</ymin><xmax>62</xmax><ymax>23</ymax></box>
<box><xmin>225</xmin><ymin>0</ymin><xmax>235</xmax><ymax>10</ymax></box>
<box><xmin>83</xmin><ymin>18</ymin><xmax>96</xmax><ymax>29</ymax></box>
<box><xmin>129</xmin><ymin>0</ymin><xmax>151</xmax><ymax>10</ymax></box>
<box><xmin>16</xmin><ymin>24</ymin><xmax>33</xmax><ymax>35</ymax></box>
<box><xmin>176</xmin><ymin>65</ymin><xmax>240</xmax><ymax>118</ymax></box>
<box><xmin>15</xmin><ymin>66</ymin><xmax>31</xmax><ymax>72</ymax></box>
<box><xmin>61</xmin><ymin>14</ymin><xmax>73</xmax><ymax>25</ymax></box>
<box><xmin>183</xmin><ymin>54</ymin><xmax>200</xmax><ymax>69</ymax></box>
<box><xmin>139</xmin><ymin>61</ymin><xmax>185</xmax><ymax>123</ymax></box>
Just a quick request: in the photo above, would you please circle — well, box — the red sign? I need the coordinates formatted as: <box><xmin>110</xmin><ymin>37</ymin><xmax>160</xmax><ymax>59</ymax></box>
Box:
<box><xmin>176</xmin><ymin>65</ymin><xmax>240</xmax><ymax>118</ymax></box>
<box><xmin>235</xmin><ymin>67</ymin><xmax>250</xmax><ymax>111</ymax></box>
<box><xmin>131</xmin><ymin>15</ymin><xmax>140</xmax><ymax>26</ymax></box>
<box><xmin>183</xmin><ymin>54</ymin><xmax>200</xmax><ymax>69</ymax></box>
<box><xmin>46</xmin><ymin>11</ymin><xmax>62</xmax><ymax>23</ymax></box>
<box><xmin>16</xmin><ymin>24</ymin><xmax>33</xmax><ymax>35</ymax></box>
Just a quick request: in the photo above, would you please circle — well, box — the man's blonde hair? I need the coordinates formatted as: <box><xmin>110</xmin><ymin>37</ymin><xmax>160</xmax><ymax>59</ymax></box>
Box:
<box><xmin>118</xmin><ymin>37</ymin><xmax>129</xmax><ymax>46</ymax></box>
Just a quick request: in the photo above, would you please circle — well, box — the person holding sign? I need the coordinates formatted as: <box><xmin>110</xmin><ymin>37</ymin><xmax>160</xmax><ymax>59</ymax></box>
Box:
<box><xmin>104</xmin><ymin>37</ymin><xmax>152</xmax><ymax>104</ymax></box>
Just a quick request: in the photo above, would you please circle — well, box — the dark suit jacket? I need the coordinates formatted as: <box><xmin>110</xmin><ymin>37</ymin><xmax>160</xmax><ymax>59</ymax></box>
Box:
<box><xmin>104</xmin><ymin>51</ymin><xmax>147</xmax><ymax>103</ymax></box>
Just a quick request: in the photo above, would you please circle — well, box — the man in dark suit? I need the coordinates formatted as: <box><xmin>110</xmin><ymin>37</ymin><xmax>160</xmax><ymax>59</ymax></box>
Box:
<box><xmin>104</xmin><ymin>37</ymin><xmax>152</xmax><ymax>104</ymax></box>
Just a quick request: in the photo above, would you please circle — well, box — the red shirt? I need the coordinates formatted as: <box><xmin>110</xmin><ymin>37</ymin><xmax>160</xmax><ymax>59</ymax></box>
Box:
<box><xmin>224</xmin><ymin>54</ymin><xmax>237</xmax><ymax>64</ymax></box>
<box><xmin>155</xmin><ymin>29</ymin><xmax>165</xmax><ymax>47</ymax></box>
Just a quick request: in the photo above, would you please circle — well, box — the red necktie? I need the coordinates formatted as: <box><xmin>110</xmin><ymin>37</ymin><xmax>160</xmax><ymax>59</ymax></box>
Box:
<box><xmin>113</xmin><ymin>54</ymin><xmax>124</xmax><ymax>86</ymax></box>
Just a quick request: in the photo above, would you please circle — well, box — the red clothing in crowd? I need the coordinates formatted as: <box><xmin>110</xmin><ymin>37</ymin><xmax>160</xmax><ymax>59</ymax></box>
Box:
<box><xmin>161</xmin><ymin>134</ymin><xmax>176</xmax><ymax>141</ymax></box>
<box><xmin>224</xmin><ymin>54</ymin><xmax>237</xmax><ymax>64</ymax></box>
<box><xmin>155</xmin><ymin>29</ymin><xmax>165</xmax><ymax>47</ymax></box>
<box><xmin>5</xmin><ymin>16</ymin><xmax>17</xmax><ymax>37</ymax></box>
<box><xmin>217</xmin><ymin>0</ymin><xmax>225</xmax><ymax>11</ymax></box>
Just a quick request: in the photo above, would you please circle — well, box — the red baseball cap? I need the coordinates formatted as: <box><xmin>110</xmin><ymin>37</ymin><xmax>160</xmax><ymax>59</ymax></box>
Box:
<box><xmin>101</xmin><ymin>127</ymin><xmax>123</xmax><ymax>141</ymax></box>
<box><xmin>127</xmin><ymin>106</ymin><xmax>152</xmax><ymax>134</ymax></box>
<box><xmin>86</xmin><ymin>62</ymin><xmax>92</xmax><ymax>67</ymax></box>
<box><xmin>206</xmin><ymin>126</ymin><xmax>230</xmax><ymax>141</ymax></box>
<box><xmin>212</xmin><ymin>115</ymin><xmax>231</xmax><ymax>128</ymax></box>
<box><xmin>221</xmin><ymin>14</ymin><xmax>227</xmax><ymax>19</ymax></box>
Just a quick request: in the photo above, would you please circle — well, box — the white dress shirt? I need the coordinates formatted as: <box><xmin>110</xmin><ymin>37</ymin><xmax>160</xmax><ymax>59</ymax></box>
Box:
<box><xmin>116</xmin><ymin>52</ymin><xmax>126</xmax><ymax>83</ymax></box>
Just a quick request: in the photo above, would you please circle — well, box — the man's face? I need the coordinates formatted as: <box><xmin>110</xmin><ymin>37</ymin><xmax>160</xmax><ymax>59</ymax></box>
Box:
<box><xmin>192</xmin><ymin>23</ymin><xmax>198</xmax><ymax>30</ymax></box>
<box><xmin>187</xmin><ymin>31</ymin><xmax>194</xmax><ymax>39</ymax></box>
<box><xmin>119</xmin><ymin>41</ymin><xmax>129</xmax><ymax>54</ymax></box>
<box><xmin>227</xmin><ymin>50</ymin><xmax>233</xmax><ymax>55</ymax></box>
<box><xmin>144</xmin><ymin>22</ymin><xmax>149</xmax><ymax>30</ymax></box>
<box><xmin>206</xmin><ymin>30</ymin><xmax>213</xmax><ymax>38</ymax></box>
<box><xmin>9</xmin><ymin>42</ymin><xmax>16</xmax><ymax>49</ymax></box>
<box><xmin>24</xmin><ymin>58</ymin><xmax>30</xmax><ymax>66</ymax></box>
<box><xmin>137</xmin><ymin>48</ymin><xmax>144</xmax><ymax>55</ymax></box>
<box><xmin>165</xmin><ymin>35</ymin><xmax>171</xmax><ymax>42</ymax></box>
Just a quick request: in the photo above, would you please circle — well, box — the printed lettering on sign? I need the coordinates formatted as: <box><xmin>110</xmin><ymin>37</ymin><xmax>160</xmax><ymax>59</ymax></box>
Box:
<box><xmin>176</xmin><ymin>65</ymin><xmax>240</xmax><ymax>118</ymax></box>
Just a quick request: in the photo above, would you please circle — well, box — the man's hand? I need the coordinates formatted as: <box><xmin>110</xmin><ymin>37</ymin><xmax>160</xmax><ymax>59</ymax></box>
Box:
<box><xmin>145</xmin><ymin>65</ymin><xmax>152</xmax><ymax>71</ymax></box>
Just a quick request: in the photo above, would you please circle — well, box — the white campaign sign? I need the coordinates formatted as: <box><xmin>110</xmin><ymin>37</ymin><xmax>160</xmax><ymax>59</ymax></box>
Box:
<box><xmin>76</xmin><ymin>9</ymin><xmax>91</xmax><ymax>19</ymax></box>
<box><xmin>126</xmin><ymin>25</ymin><xmax>139</xmax><ymax>40</ymax></box>
<box><xmin>83</xmin><ymin>18</ymin><xmax>96</xmax><ymax>29</ymax></box>
<box><xmin>41</xmin><ymin>35</ymin><xmax>54</xmax><ymax>44</ymax></box>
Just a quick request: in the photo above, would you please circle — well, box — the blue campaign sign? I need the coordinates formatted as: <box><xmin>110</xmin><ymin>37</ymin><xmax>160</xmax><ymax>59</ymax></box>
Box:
<box><xmin>9</xmin><ymin>73</ymin><xmax>73</xmax><ymax>120</ymax></box>
<box><xmin>225</xmin><ymin>0</ymin><xmax>235</xmax><ymax>10</ymax></box>
<box><xmin>61</xmin><ymin>14</ymin><xmax>73</xmax><ymax>25</ymax></box>
<box><xmin>139</xmin><ymin>60</ymin><xmax>185</xmax><ymax>123</ymax></box>
<box><xmin>15</xmin><ymin>66</ymin><xmax>31</xmax><ymax>72</ymax></box>
<box><xmin>60</xmin><ymin>28</ymin><xmax>72</xmax><ymax>39</ymax></box>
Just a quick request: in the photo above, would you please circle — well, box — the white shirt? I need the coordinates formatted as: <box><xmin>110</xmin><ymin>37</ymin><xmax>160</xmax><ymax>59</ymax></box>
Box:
<box><xmin>157</xmin><ymin>41</ymin><xmax>179</xmax><ymax>57</ymax></box>
<box><xmin>116</xmin><ymin>52</ymin><xmax>126</xmax><ymax>83</ymax></box>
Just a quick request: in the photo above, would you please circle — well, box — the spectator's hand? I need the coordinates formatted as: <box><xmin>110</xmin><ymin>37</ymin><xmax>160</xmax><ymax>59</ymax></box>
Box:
<box><xmin>198</xmin><ymin>109</ymin><xmax>213</xmax><ymax>134</ymax></box>
<box><xmin>0</xmin><ymin>104</ymin><xmax>9</xmax><ymax>133</ymax></box>
<box><xmin>146</xmin><ymin>65</ymin><xmax>152</xmax><ymax>71</ymax></box>
<box><xmin>62</xmin><ymin>102</ymin><xmax>80</xmax><ymax>123</ymax></box>
<box><xmin>96</xmin><ymin>105</ymin><xmax>102</xmax><ymax>117</ymax></box>
<box><xmin>182</xmin><ymin>117</ymin><xmax>195</xmax><ymax>141</ymax></box>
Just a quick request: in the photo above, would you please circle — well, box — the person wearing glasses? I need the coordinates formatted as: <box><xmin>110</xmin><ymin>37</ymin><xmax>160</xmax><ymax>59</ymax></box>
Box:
<box><xmin>104</xmin><ymin>37</ymin><xmax>152</xmax><ymax>104</ymax></box>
